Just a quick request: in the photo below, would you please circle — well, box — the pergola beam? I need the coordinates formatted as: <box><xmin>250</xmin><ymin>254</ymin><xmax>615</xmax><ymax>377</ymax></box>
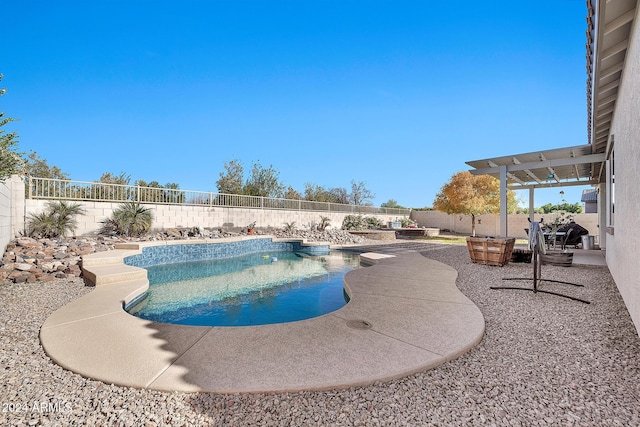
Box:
<box><xmin>507</xmin><ymin>179</ymin><xmax>600</xmax><ymax>190</ymax></box>
<box><xmin>469</xmin><ymin>153</ymin><xmax>606</xmax><ymax>176</ymax></box>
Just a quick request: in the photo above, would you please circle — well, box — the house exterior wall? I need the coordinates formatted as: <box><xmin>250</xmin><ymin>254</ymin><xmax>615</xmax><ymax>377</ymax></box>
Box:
<box><xmin>584</xmin><ymin>201</ymin><xmax>598</xmax><ymax>213</ymax></box>
<box><xmin>604</xmin><ymin>7</ymin><xmax>640</xmax><ymax>334</ymax></box>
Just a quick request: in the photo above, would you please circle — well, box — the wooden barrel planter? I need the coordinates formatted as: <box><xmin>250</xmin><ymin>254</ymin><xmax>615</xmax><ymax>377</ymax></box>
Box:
<box><xmin>466</xmin><ymin>237</ymin><xmax>515</xmax><ymax>267</ymax></box>
<box><xmin>540</xmin><ymin>250</ymin><xmax>574</xmax><ymax>267</ymax></box>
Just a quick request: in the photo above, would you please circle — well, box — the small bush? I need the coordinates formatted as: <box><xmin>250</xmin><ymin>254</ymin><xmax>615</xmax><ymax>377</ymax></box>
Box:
<box><xmin>342</xmin><ymin>215</ymin><xmax>382</xmax><ymax>231</ymax></box>
<box><xmin>365</xmin><ymin>216</ymin><xmax>383</xmax><ymax>229</ymax></box>
<box><xmin>342</xmin><ymin>215</ymin><xmax>364</xmax><ymax>230</ymax></box>
<box><xmin>27</xmin><ymin>201</ymin><xmax>85</xmax><ymax>238</ymax></box>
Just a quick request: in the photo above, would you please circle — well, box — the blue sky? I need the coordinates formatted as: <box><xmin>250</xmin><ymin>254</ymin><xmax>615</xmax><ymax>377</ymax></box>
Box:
<box><xmin>3</xmin><ymin>1</ymin><xmax>590</xmax><ymax>209</ymax></box>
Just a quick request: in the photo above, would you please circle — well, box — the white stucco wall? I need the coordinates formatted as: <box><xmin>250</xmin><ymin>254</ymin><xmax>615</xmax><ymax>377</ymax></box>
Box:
<box><xmin>604</xmin><ymin>7</ymin><xmax>640</xmax><ymax>334</ymax></box>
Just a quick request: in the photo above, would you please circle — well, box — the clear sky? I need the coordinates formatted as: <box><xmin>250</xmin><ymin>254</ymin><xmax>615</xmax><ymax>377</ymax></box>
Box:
<box><xmin>3</xmin><ymin>1</ymin><xmax>590</xmax><ymax>209</ymax></box>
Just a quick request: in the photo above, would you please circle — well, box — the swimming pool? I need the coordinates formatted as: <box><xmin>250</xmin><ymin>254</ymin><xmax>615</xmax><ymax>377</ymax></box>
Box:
<box><xmin>126</xmin><ymin>251</ymin><xmax>360</xmax><ymax>326</ymax></box>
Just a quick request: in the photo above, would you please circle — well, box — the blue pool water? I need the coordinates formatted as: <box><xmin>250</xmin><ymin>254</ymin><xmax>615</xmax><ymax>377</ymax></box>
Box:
<box><xmin>126</xmin><ymin>251</ymin><xmax>359</xmax><ymax>326</ymax></box>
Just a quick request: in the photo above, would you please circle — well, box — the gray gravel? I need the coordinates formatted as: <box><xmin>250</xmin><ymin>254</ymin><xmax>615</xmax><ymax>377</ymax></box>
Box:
<box><xmin>1</xmin><ymin>244</ymin><xmax>639</xmax><ymax>426</ymax></box>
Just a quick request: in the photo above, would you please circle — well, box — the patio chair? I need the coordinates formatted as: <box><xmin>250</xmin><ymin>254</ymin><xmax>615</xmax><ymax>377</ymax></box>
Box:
<box><xmin>557</xmin><ymin>221</ymin><xmax>589</xmax><ymax>248</ymax></box>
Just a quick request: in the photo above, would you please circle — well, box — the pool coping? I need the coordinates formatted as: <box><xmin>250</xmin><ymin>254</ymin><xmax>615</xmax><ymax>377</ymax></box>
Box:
<box><xmin>40</xmin><ymin>237</ymin><xmax>485</xmax><ymax>394</ymax></box>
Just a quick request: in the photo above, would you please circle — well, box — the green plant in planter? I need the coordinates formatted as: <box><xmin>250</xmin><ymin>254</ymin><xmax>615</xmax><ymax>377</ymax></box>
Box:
<box><xmin>543</xmin><ymin>211</ymin><xmax>574</xmax><ymax>249</ymax></box>
<box><xmin>283</xmin><ymin>221</ymin><xmax>296</xmax><ymax>232</ymax></box>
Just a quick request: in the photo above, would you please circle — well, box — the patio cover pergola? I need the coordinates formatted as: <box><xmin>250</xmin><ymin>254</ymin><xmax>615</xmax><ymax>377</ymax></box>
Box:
<box><xmin>466</xmin><ymin>144</ymin><xmax>606</xmax><ymax>237</ymax></box>
<box><xmin>466</xmin><ymin>0</ymin><xmax>637</xmax><ymax>238</ymax></box>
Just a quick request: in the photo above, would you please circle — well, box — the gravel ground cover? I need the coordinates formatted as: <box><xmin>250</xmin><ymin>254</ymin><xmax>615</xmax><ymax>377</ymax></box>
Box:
<box><xmin>1</xmin><ymin>244</ymin><xmax>639</xmax><ymax>426</ymax></box>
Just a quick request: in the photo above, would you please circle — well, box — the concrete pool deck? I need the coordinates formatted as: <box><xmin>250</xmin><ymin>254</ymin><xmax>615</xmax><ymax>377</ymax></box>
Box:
<box><xmin>39</xmin><ymin>238</ymin><xmax>485</xmax><ymax>394</ymax></box>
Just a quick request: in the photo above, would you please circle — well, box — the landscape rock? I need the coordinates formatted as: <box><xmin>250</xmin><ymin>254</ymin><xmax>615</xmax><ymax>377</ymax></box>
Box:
<box><xmin>0</xmin><ymin>229</ymin><xmax>372</xmax><ymax>283</ymax></box>
<box><xmin>1</xmin><ymin>245</ymin><xmax>639</xmax><ymax>425</ymax></box>
<box><xmin>15</xmin><ymin>263</ymin><xmax>33</xmax><ymax>271</ymax></box>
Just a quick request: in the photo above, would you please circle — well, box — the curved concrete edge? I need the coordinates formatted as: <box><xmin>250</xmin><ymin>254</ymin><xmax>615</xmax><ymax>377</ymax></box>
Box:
<box><xmin>41</xmin><ymin>242</ymin><xmax>485</xmax><ymax>394</ymax></box>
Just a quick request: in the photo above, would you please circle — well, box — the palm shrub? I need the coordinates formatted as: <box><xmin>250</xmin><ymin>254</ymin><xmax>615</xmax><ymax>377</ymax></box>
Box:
<box><xmin>27</xmin><ymin>201</ymin><xmax>86</xmax><ymax>238</ymax></box>
<box><xmin>318</xmin><ymin>216</ymin><xmax>330</xmax><ymax>231</ymax></box>
<box><xmin>100</xmin><ymin>202</ymin><xmax>153</xmax><ymax>237</ymax></box>
<box><xmin>283</xmin><ymin>221</ymin><xmax>296</xmax><ymax>232</ymax></box>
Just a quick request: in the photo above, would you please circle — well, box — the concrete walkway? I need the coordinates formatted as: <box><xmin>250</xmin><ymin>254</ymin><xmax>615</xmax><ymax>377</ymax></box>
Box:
<box><xmin>40</xmin><ymin>240</ymin><xmax>485</xmax><ymax>394</ymax></box>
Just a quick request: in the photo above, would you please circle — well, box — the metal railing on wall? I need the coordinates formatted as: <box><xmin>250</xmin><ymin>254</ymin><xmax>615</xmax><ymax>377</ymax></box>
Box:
<box><xmin>27</xmin><ymin>177</ymin><xmax>411</xmax><ymax>216</ymax></box>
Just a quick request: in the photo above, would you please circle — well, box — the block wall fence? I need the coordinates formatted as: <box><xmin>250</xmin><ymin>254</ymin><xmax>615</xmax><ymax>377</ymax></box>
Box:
<box><xmin>21</xmin><ymin>199</ymin><xmax>406</xmax><ymax>236</ymax></box>
<box><xmin>409</xmin><ymin>210</ymin><xmax>599</xmax><ymax>242</ymax></box>
<box><xmin>0</xmin><ymin>174</ymin><xmax>599</xmax><ymax>251</ymax></box>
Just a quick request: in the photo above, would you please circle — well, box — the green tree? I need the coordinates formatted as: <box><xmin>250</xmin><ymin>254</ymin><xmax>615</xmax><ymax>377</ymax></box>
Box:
<box><xmin>93</xmin><ymin>172</ymin><xmax>131</xmax><ymax>201</ymax></box>
<box><xmin>283</xmin><ymin>186</ymin><xmax>302</xmax><ymax>200</ymax></box>
<box><xmin>329</xmin><ymin>187</ymin><xmax>349</xmax><ymax>205</ymax></box>
<box><xmin>304</xmin><ymin>183</ymin><xmax>340</xmax><ymax>203</ymax></box>
<box><xmin>135</xmin><ymin>179</ymin><xmax>183</xmax><ymax>204</ymax></box>
<box><xmin>216</xmin><ymin>159</ymin><xmax>244</xmax><ymax>194</ymax></box>
<box><xmin>433</xmin><ymin>171</ymin><xmax>518</xmax><ymax>237</ymax></box>
<box><xmin>23</xmin><ymin>152</ymin><xmax>70</xmax><ymax>198</ymax></box>
<box><xmin>0</xmin><ymin>74</ymin><xmax>23</xmax><ymax>181</ymax></box>
<box><xmin>24</xmin><ymin>152</ymin><xmax>69</xmax><ymax>179</ymax></box>
<box><xmin>381</xmin><ymin>199</ymin><xmax>404</xmax><ymax>209</ymax></box>
<box><xmin>98</xmin><ymin>172</ymin><xmax>131</xmax><ymax>185</ymax></box>
<box><xmin>243</xmin><ymin>162</ymin><xmax>284</xmax><ymax>198</ymax></box>
<box><xmin>539</xmin><ymin>202</ymin><xmax>582</xmax><ymax>214</ymax></box>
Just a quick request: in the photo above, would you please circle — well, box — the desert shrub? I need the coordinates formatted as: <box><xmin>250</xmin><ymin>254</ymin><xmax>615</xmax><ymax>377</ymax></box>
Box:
<box><xmin>100</xmin><ymin>202</ymin><xmax>153</xmax><ymax>237</ymax></box>
<box><xmin>318</xmin><ymin>216</ymin><xmax>330</xmax><ymax>231</ymax></box>
<box><xmin>342</xmin><ymin>215</ymin><xmax>365</xmax><ymax>230</ymax></box>
<box><xmin>27</xmin><ymin>201</ymin><xmax>85</xmax><ymax>238</ymax></box>
<box><xmin>365</xmin><ymin>216</ymin><xmax>383</xmax><ymax>229</ymax></box>
<box><xmin>283</xmin><ymin>221</ymin><xmax>296</xmax><ymax>232</ymax></box>
<box><xmin>342</xmin><ymin>215</ymin><xmax>382</xmax><ymax>230</ymax></box>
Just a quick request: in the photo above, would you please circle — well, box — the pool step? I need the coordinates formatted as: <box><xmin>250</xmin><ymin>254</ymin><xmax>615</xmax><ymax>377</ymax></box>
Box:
<box><xmin>82</xmin><ymin>263</ymin><xmax>147</xmax><ymax>287</ymax></box>
<box><xmin>81</xmin><ymin>249</ymin><xmax>140</xmax><ymax>268</ymax></box>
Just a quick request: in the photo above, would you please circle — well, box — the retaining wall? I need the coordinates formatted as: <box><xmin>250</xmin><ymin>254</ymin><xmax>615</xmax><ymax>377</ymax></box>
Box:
<box><xmin>24</xmin><ymin>199</ymin><xmax>403</xmax><ymax>236</ymax></box>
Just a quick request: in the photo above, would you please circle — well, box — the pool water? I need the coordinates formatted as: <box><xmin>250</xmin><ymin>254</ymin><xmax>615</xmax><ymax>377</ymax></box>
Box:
<box><xmin>126</xmin><ymin>251</ymin><xmax>359</xmax><ymax>326</ymax></box>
